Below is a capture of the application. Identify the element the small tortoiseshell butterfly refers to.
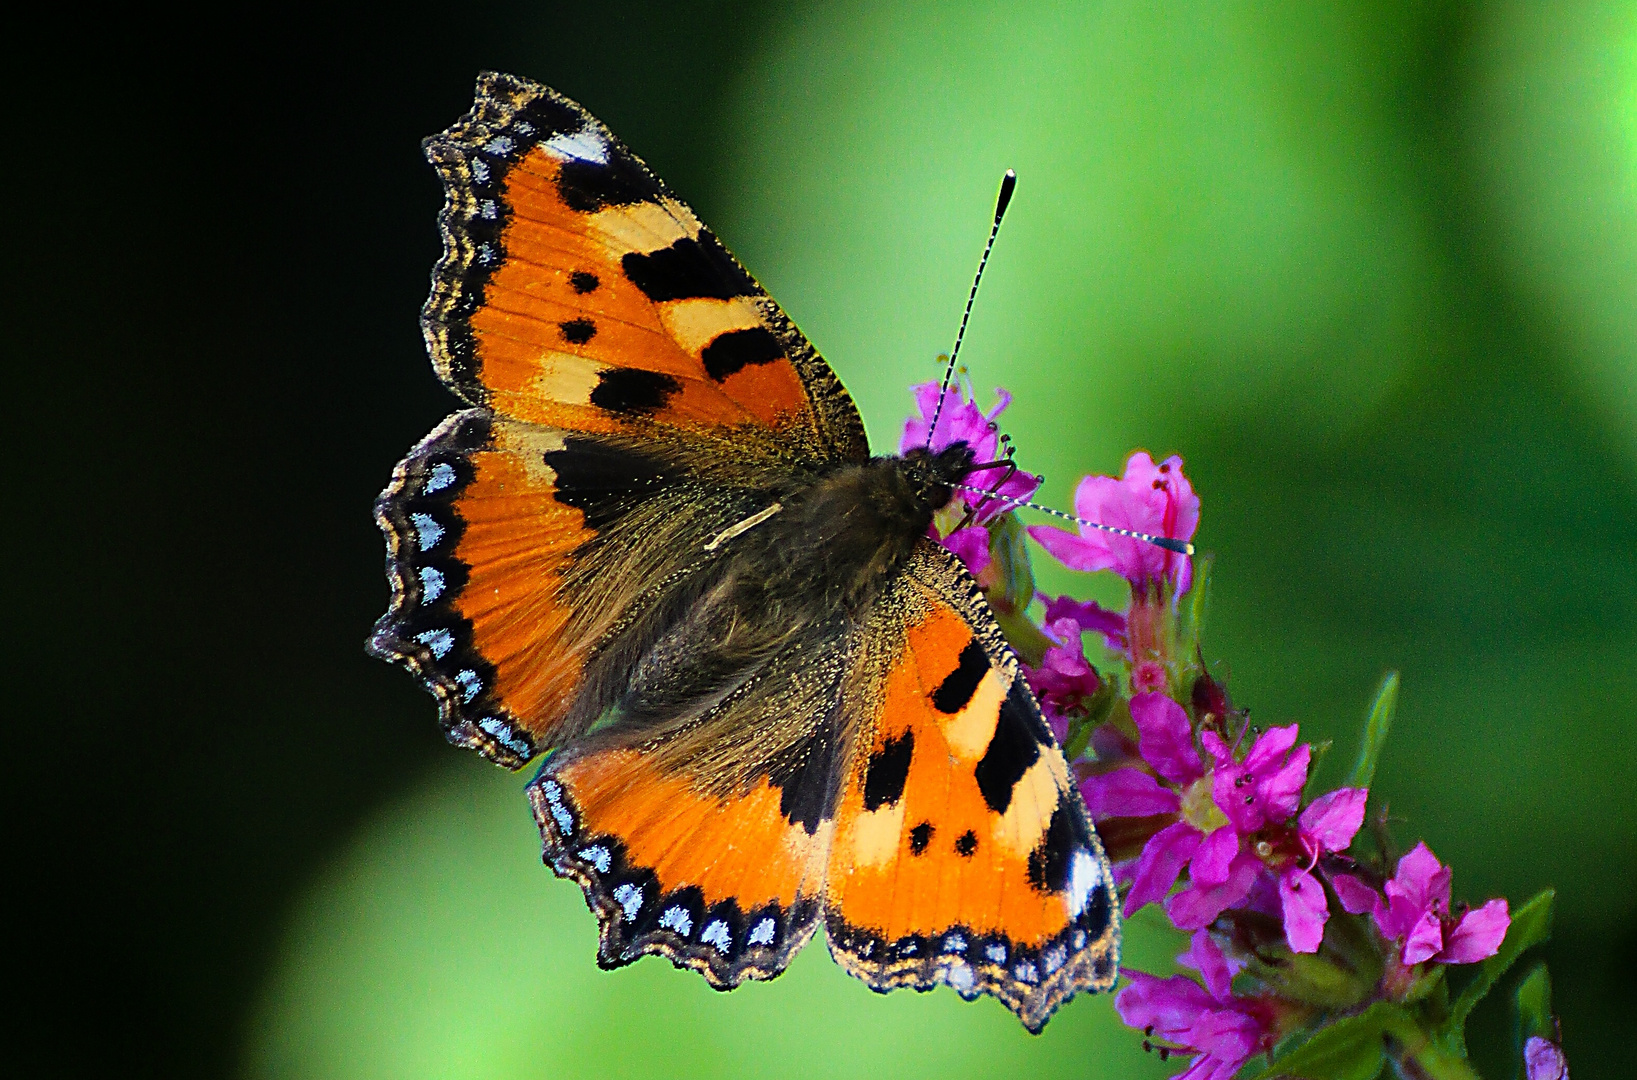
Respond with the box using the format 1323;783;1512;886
370;72;1117;1031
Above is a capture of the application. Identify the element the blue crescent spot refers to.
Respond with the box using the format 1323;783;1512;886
658;906;693;937
423;462;457;494
415;628;454;659
612;883;643;922
410;513;444;551
418;566;445;603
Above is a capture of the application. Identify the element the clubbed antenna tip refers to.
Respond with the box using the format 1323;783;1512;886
926;169;1019;448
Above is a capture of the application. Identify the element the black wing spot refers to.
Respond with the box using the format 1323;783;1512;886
768;710;839;836
931;638;989;714
955;830;978;857
622;234;756;303
973;682;1044;813
862;730;914;812
559;317;597;345
543;437;674;531
514;95;583;142
700;327;783;381
570;270;600;293
1085;882;1113;941
556;154;653;213
909;822;934;855
1026;801;1075;893
589;368;681;416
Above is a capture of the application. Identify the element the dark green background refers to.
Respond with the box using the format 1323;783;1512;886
13;2;1634;1077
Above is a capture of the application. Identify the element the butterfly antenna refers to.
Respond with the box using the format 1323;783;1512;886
952;483;1196;555
926;169;1018;448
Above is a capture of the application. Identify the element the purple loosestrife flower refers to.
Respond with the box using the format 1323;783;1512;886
938;525;992;578
901;381;1039;522
1272;787;1368;952
889;387;1551;1079
1082;692;1366;953
1116;931;1276;1080
1026;615;1103;742
1027;450;1199;592
1041;594;1127;651
1336;842;1510;966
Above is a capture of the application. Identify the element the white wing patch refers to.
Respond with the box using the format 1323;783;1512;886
543;127;609;164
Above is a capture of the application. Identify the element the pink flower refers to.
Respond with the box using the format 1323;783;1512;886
1116;932;1273;1080
1080;696;1364;953
1524;1036;1569;1080
1132;660;1168;694
1204;724;1310;834
1025;617;1103;738
1161;724;1309;929
1276;788;1368;953
901;381;1039;520
938;525;991;577
1341;843;1511;966
1041;594;1126;650
1085;693;1239;916
1027;451;1199;591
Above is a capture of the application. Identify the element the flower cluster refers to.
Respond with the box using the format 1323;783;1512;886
902;382;1560;1080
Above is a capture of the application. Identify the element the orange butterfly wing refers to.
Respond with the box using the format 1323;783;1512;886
376;74;1120;1029
823;546;1118;1032
422;72;864;458
526;543;1116;1029
370;74;866;764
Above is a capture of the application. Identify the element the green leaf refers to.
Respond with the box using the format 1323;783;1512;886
1348;672;1398;790
1445;889;1555;1050
1513;962;1555;1045
1247;1001;1415;1080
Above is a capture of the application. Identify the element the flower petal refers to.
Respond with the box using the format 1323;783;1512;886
1114;970;1215;1039
1330;872;1382;917
1212;763;1263;833
1191;826;1241;886
1299;787;1368;853
1279;867;1331;954
1042;594;1127;647
1186;1008;1263;1067
1080;768;1180;820
1165;851;1262;929
1242;724;1300;775
1437;899;1511;964
1199;731;1234;767
939;526;991;576
1027;523;1117;573
1257;742;1311;825
1126;821;1203;914
1390;842;1453;914
1401;908;1445;965
1178;929;1239;1001
1130;692;1204;785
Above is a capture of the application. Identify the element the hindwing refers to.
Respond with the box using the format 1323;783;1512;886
823;544;1119;1032
369;410;784;764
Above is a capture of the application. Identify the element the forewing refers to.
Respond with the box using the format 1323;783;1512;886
422;71;867;463
822;543;1119;1032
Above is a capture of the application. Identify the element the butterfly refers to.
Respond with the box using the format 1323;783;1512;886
368;71;1117;1032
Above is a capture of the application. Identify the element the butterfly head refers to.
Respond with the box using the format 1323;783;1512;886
897;441;981;517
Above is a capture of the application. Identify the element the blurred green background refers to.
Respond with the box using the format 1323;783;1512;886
14;2;1634;1078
